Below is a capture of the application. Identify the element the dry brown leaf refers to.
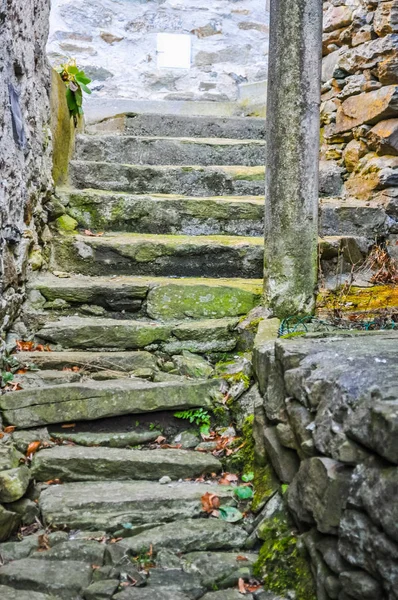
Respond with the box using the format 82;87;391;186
201;492;220;513
3;426;16;434
219;472;239;485
84;229;104;237
238;578;247;594
236;555;249;562
16;369;27;375
45;478;62;485
38;534;50;552
61;423;76;429
26;441;41;456
154;435;166;444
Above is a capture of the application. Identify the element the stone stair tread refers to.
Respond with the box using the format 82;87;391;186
74;134;265;167
0;558;92;599
86;112;267;139
0;586;56;600
31;445;222;482
0;377;219;428
115;518;248;554
69;161;265;196
14;350;157;372
39;480;235;531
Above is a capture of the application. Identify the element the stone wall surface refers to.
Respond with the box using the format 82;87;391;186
253;325;398;600
47;0;269;107
0;0;53;338
321;0;398;234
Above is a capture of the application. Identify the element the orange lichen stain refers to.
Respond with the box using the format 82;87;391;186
316;285;398;315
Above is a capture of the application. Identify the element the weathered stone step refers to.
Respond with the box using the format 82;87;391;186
32;274;263;318
70;162;266;196
61;189;392;239
61;189;264;237
0;586;55;600
52;232;264;278
35;316;239;352
119;518;248;554
14;350;157;372
39;480;235;531
75;135;266;166
31;446;222;482
0;377;218;428
87;113;267;140
0;559;92;599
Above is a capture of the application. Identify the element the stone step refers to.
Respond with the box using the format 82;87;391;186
52;232;264;278
14;350;158;373
61;189;392;238
70;162;265;196
39;480;235;531
31;274;263;318
75;135;266;166
61;189;264;237
35;316;239;352
119;518;248;554
0;377;219;428
86;113;267;140
0;586;55;600
31;446;222;482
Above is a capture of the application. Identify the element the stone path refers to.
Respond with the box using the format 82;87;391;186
0;113;391;599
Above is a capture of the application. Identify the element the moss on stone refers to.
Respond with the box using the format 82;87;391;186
56;215;78;232
251;463;279;513
253;515;316;600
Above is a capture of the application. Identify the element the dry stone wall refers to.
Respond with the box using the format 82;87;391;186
321;0;398;251
47;0;269;106
253;326;398;600
0;0;53;338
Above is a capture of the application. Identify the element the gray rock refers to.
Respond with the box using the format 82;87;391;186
316;536;349;575
172;352;214;379
262;427;300;483
11;429;51;454
0;586;56;600
201;591;254;600
31;446;221;482
30;540;105;565
3;497;39;525
319;161;344;197
182;551;258;589
120;518;248;554
83;579;120;600
146;568;205;599
288;457;352;534
156;548;181;569
0;465;31;503
114;588;191;600
50;429;162;448
40;480;235;531
339;570;383;600
0;558;92;599
173;431;201;450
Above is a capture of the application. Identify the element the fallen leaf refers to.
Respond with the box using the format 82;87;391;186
0;433;4;440
4;426;16;434
160;443;182;449
72;366;80;372
26;441;41;456
45;479;62;485
16;369;27;375
15;340;35;352
84;229;104;237
238;578;247;594
154;435;166;444
201;492;220;513
219;506;244;523
38;534;50;552
61;423;76;428
219;472;239;485
237;555;249;562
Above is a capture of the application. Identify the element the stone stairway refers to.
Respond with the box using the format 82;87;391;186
0;112;392;600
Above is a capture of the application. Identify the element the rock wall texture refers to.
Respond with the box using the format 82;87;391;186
253;325;398;600
47;0;269;105
321;0;398;250
0;0;53;338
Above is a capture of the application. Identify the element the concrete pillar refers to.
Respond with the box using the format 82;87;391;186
264;0;323;317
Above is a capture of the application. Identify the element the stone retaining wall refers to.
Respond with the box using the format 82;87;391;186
47;0;269;107
321;0;398;253
253;324;398;600
0;0;53;339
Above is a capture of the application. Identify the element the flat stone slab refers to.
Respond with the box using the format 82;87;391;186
31;446;222;482
182;551;258;589
0;378;218;428
114;589;191;600
50;429;161;448
39;480;234;531
36;317;173;349
0;558;92;599
53;232;264;278
0;586;56;600
70;161;266;197
14;350;157;372
75;134;266;167
201;591;254;600
121;518;248;554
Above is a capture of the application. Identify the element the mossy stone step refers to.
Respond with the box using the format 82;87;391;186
14;350;157;373
60;189;264;237
31;446;222;482
87;113;267;140
75;135;266;166
32;274;263;319
0;377;219;428
70;162;266;197
39;480;235;531
52;232;264;278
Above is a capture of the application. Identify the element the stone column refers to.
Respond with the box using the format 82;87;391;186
264;0;323;317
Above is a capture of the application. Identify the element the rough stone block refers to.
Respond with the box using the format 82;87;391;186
262;427;300;483
336;85;398;133
368;118;398;155
374;0;398;36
